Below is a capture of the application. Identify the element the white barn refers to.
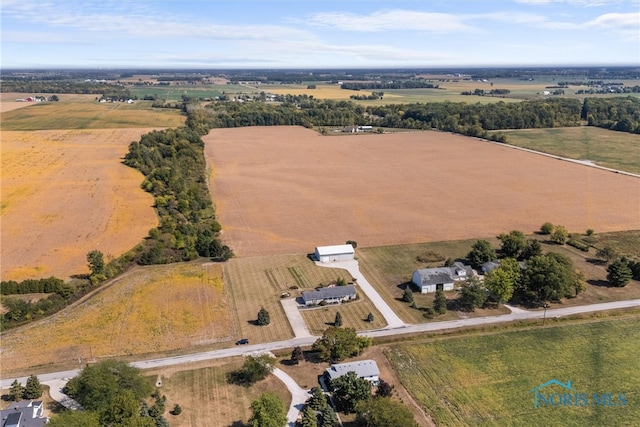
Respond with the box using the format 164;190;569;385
315;244;355;263
412;262;474;293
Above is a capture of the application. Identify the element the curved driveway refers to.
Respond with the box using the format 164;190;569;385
315;260;405;328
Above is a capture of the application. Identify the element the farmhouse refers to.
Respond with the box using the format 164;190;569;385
314;244;355;263
412;262;474;293
302;285;356;306
0;400;48;427
325;359;380;385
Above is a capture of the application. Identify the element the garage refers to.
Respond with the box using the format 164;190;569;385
314;244;355;263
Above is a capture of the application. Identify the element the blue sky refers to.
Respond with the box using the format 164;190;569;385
1;0;639;69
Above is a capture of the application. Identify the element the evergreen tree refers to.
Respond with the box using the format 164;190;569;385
402;287;414;303
8;379;24;401
365;312;374;322
24;374;43;399
433;290;447;314
257;307;270;326
301;405;319;427
291;346;304;365
320;406;339;427
607;259;633;287
334;311;343;327
307;387;328;410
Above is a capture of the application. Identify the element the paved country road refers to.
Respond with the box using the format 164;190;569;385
2;298;638;389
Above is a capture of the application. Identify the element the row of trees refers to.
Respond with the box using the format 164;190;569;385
341;81;438;90
8;375;42;401
123;109;232;265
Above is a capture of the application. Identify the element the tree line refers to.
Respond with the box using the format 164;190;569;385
1;79;131;97
123;110;232;265
341;81;438;90
581;96;640;134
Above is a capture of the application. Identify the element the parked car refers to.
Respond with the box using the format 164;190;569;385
236;338;249;345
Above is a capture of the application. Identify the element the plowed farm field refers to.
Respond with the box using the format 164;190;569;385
204;126;640;257
1;128;158;280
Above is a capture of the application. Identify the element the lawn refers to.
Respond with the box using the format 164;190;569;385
300;294;387;335
502;127;640;174
356;240;509;324
385;316;640;426
222;254;355;344
147;357;291;427
1;99;185;130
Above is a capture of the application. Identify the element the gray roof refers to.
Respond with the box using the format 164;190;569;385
0;401;47;427
303;285;356;302
325;359;379;381
414;263;473;287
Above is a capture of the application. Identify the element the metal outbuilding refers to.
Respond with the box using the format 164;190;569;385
314;244;355;263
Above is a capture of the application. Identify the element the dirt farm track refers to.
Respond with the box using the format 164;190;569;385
204;126;640;257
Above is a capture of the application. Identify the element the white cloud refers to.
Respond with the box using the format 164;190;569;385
584;11;640;29
307;10;474;33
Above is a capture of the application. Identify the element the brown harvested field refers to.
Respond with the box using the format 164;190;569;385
204;126;640;257
1;128;158;280
0;262;231;375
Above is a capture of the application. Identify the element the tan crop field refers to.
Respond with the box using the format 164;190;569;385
0;262;231;375
204;126;640;258
1;128;158;280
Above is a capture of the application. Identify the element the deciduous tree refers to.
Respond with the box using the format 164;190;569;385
330;371;371;413
312;327;371;362
355;397;416;427
540;222;554;235
248;393;287;427
227;354;275;386
375;379;394;398
458;277;487;311
550;225;569;245
596;246;619;263
86;250;105;276
484;258;521;303
467;240;496;269
498;230;527;258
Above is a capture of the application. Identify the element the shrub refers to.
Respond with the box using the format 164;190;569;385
567;239;589;252
170;404;182;416
417;251;446;263
540;222;554;235
586;229;594;236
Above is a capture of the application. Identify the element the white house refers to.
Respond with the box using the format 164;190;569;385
0;400;48;427
302;285;356;306
412;262;474;293
315;244;355;263
325;360;380;385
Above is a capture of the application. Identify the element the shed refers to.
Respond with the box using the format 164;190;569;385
315;244;355;263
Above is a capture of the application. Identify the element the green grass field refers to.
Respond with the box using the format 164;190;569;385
223;253;370;343
502;127;640;174
357;239;504;324
385;316;640;426
149;358;291;427
1;100;185;130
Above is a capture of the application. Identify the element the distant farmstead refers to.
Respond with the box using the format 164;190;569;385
315;244;355;263
412;262;474;293
302;285;356;306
